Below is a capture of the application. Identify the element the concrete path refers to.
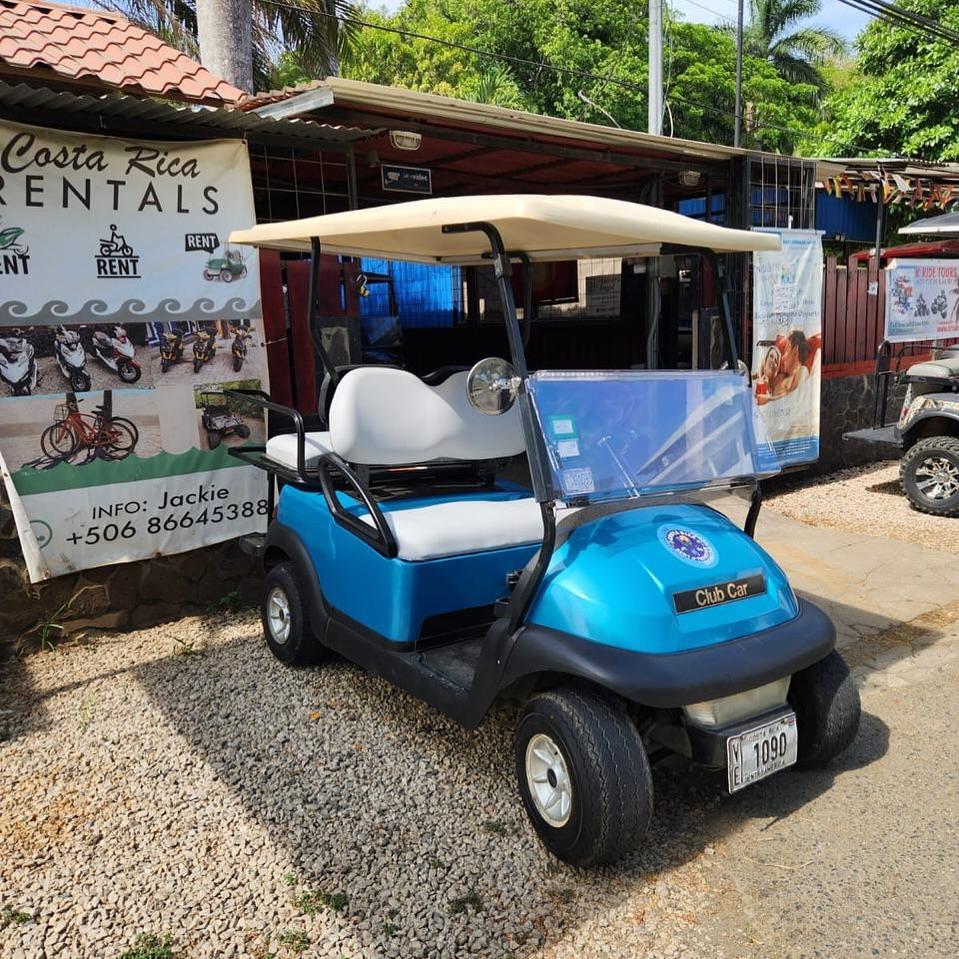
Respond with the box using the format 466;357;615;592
723;493;959;634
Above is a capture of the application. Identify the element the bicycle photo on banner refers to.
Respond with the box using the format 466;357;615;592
0;118;269;581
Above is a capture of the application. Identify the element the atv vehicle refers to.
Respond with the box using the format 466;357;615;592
198;392;252;450
227;195;861;867
846;341;959;516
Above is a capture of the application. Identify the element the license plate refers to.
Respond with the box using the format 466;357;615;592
726;713;798;793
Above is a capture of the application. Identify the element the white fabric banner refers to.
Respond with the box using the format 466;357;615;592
884;258;959;343
0;118;260;325
0;120;268;582
751;229;823;467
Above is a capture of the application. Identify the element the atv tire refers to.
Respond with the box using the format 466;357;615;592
900;436;959;517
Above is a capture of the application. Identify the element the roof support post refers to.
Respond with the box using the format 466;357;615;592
307;237;340;421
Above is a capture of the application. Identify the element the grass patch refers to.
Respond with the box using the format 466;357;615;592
0;908;32;930
482;818;508;836
428;856;445;869
278;930;310;954
206;590;241;614
118;933;175;959
294;890;348;915
449;888;483;915
382;922;399;938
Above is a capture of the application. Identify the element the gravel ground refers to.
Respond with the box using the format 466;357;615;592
2;608;958;959
765;460;959;552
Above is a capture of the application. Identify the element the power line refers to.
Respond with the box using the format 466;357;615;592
255;0;878;154
836;0;959;45
680;0;738;26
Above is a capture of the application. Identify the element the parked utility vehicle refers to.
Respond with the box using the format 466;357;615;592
846;342;959;516
229;196;861;866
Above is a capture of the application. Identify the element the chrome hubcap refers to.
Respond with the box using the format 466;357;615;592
525;733;573;828
915;456;959;501
266;586;291;644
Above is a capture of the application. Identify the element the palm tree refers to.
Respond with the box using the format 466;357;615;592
89;0;356;92
743;0;845;91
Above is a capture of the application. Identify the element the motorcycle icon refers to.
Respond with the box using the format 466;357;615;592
98;224;134;258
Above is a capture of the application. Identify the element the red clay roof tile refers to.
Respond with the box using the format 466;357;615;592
0;0;244;105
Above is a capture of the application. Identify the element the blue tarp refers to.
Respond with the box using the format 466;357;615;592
359;258;461;328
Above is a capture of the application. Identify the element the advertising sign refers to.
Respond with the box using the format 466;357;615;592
751;229;823;466
380;163;432;195
884;258;959;343
0;119;268;582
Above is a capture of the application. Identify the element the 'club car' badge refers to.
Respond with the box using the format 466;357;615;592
658;526;717;568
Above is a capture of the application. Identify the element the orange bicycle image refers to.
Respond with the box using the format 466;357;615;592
40;392;139;464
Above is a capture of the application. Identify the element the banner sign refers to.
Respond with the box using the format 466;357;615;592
0;119;268;582
0;118;260;325
884;258;959;343
751;229;823;467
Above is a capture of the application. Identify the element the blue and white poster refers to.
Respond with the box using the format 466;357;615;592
884;258;959;343
751;229;823;467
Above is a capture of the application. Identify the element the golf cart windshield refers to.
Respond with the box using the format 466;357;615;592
527;369;779;505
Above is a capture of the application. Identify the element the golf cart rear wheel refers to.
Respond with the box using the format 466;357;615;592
900;436;959;517
516;686;653;867
261;562;328;666
207;430;222;450
788;650;861;768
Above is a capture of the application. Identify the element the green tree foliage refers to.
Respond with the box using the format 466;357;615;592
340;0;819;152
98;0;356;91
740;0;845;91
805;1;959;160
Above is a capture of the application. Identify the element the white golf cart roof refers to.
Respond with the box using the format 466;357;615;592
899;210;959;237
230;194;781;264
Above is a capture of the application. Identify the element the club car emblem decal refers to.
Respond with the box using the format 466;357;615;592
658;526;717;568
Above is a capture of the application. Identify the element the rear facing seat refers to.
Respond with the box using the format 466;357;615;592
907;355;959;379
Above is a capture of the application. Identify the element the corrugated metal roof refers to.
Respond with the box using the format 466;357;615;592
244;77;782;166
0;0;243;106
0;81;375;144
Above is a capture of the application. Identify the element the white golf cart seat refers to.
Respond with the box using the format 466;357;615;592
299;366;536;561
908;355;959;379
363;496;545;561
265;430;332;470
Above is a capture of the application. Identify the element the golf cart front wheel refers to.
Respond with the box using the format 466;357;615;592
261;562;328;666
900;436;959;517
516;686;653;867
788;650;861;767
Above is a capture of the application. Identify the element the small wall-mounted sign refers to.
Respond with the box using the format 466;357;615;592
381;163;432;195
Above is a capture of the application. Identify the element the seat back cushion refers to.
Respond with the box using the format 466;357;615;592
329;367;525;465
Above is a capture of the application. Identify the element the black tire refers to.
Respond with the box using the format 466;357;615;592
515;686;653;867
235;423;251;439
99;417;138;460
261;562;328;666
788;650;861;768
118;361;141;384
900;436;959;517
71;371;91;393
193;358;203;374
41;421;77;460
207;430;222;450
161;357;171;373
233;354;243;372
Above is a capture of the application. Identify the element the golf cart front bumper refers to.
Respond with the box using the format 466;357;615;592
503;599;835;709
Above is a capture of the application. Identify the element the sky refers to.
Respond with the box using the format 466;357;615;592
375;1;874;44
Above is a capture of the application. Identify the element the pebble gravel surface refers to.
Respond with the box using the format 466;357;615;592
765;460;959;552
2;606;957;958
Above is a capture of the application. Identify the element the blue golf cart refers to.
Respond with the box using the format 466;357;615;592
228;196;860;867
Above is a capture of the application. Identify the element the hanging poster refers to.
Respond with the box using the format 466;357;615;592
884;258;959;343
751;229;823;467
0;119;268;582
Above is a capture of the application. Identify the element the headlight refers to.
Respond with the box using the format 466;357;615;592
683;677;791;728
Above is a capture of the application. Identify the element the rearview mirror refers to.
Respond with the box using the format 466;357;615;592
466;357;520;415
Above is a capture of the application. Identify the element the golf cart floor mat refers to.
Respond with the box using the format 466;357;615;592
418;638;485;691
